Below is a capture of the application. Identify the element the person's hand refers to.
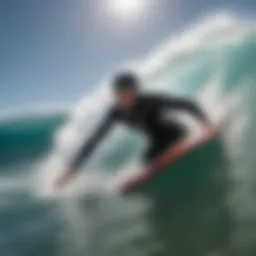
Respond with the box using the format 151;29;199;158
188;124;219;149
200;124;219;144
55;170;76;189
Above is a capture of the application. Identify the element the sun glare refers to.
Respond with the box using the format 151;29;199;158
108;0;148;19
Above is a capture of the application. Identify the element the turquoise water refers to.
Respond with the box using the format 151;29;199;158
1;16;256;256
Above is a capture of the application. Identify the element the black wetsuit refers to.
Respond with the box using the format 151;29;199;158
70;94;209;170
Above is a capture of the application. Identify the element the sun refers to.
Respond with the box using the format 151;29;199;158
108;0;148;19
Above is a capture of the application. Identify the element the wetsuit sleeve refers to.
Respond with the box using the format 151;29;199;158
69;109;117;171
159;95;210;124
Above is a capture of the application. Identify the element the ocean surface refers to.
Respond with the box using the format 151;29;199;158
1;14;256;256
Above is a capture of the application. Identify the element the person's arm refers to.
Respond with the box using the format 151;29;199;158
123;95;218;192
149;97;217;163
138;96;216;180
70;111;115;170
153;95;217;168
55;109;116;188
160;95;210;125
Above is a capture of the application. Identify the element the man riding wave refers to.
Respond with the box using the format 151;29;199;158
55;72;216;188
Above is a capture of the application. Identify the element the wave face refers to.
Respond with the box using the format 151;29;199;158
1;14;256;256
0;113;66;171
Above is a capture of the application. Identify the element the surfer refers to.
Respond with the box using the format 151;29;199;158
55;72;216;188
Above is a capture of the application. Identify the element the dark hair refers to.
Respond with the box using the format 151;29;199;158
112;72;140;92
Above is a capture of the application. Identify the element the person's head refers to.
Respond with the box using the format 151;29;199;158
112;71;140;110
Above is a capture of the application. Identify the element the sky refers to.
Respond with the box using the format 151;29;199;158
0;0;256;112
